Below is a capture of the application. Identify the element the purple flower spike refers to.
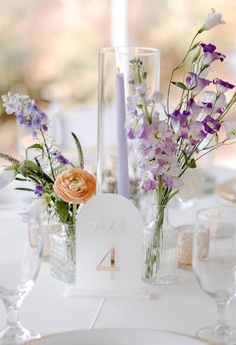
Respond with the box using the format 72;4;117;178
202;115;221;134
1;92;50;137
213;78;235;93
34;185;43;197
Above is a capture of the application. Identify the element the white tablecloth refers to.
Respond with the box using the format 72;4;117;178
0;168;236;338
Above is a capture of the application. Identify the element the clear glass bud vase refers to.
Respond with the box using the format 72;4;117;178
50;223;76;284
142;204;178;285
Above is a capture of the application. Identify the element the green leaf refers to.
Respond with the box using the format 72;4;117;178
18;160;53;183
55;200;69;223
15;177;28;181
188;158;197;168
26;144;44;158
171;81;188;90
5;164;18;172
15;187;34;192
18;160;41;176
166;189;179;203
35;157;42;169
71;132;84;169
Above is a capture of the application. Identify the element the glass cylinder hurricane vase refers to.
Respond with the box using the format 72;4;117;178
97;47;160;200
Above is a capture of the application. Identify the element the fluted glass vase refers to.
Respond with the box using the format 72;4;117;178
50;223;76;284
142;204;178;285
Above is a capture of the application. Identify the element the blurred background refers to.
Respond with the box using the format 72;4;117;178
0;0;236;170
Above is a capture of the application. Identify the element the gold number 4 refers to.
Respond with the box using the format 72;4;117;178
96;247;120;280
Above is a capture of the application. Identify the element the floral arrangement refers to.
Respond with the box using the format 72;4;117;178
125;9;236;279
0;92;96;235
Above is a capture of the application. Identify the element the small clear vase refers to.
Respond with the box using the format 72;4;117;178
28;213;62;262
142;204;178;285
50;223;76;284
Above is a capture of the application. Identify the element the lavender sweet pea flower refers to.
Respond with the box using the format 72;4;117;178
202;115;221;134
200;44;226;65
186;73;211;96
200;91;227;115
171;109;190;126
181;121;206;145
200;43;216;53
200;8;225;32
213;78;235;93
201;102;213;115
161;157;182;189
187;99;202;120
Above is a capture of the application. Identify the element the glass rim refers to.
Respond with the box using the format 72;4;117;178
99;46;160;56
196;206;236;221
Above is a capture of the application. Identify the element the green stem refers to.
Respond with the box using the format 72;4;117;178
72;203;77;225
40;129;55;180
167;32;200;114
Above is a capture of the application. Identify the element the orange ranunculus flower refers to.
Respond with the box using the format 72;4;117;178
54;168;96;204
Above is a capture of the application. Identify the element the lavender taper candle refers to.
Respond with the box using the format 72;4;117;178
116;72;130;198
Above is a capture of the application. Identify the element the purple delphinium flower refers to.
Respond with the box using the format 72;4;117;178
52;150;69;166
185;73;211;96
213;78;235;93
34;185;43;197
1;92;49;137
202;115;221;134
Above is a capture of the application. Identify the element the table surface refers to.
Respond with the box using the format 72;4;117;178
0;168;236;339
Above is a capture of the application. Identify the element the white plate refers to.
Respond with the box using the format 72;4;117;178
23;328;214;345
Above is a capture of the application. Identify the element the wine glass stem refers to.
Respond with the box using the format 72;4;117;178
3;300;21;329
215;298;230;331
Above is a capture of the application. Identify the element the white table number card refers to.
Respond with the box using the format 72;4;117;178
75;193;144;297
